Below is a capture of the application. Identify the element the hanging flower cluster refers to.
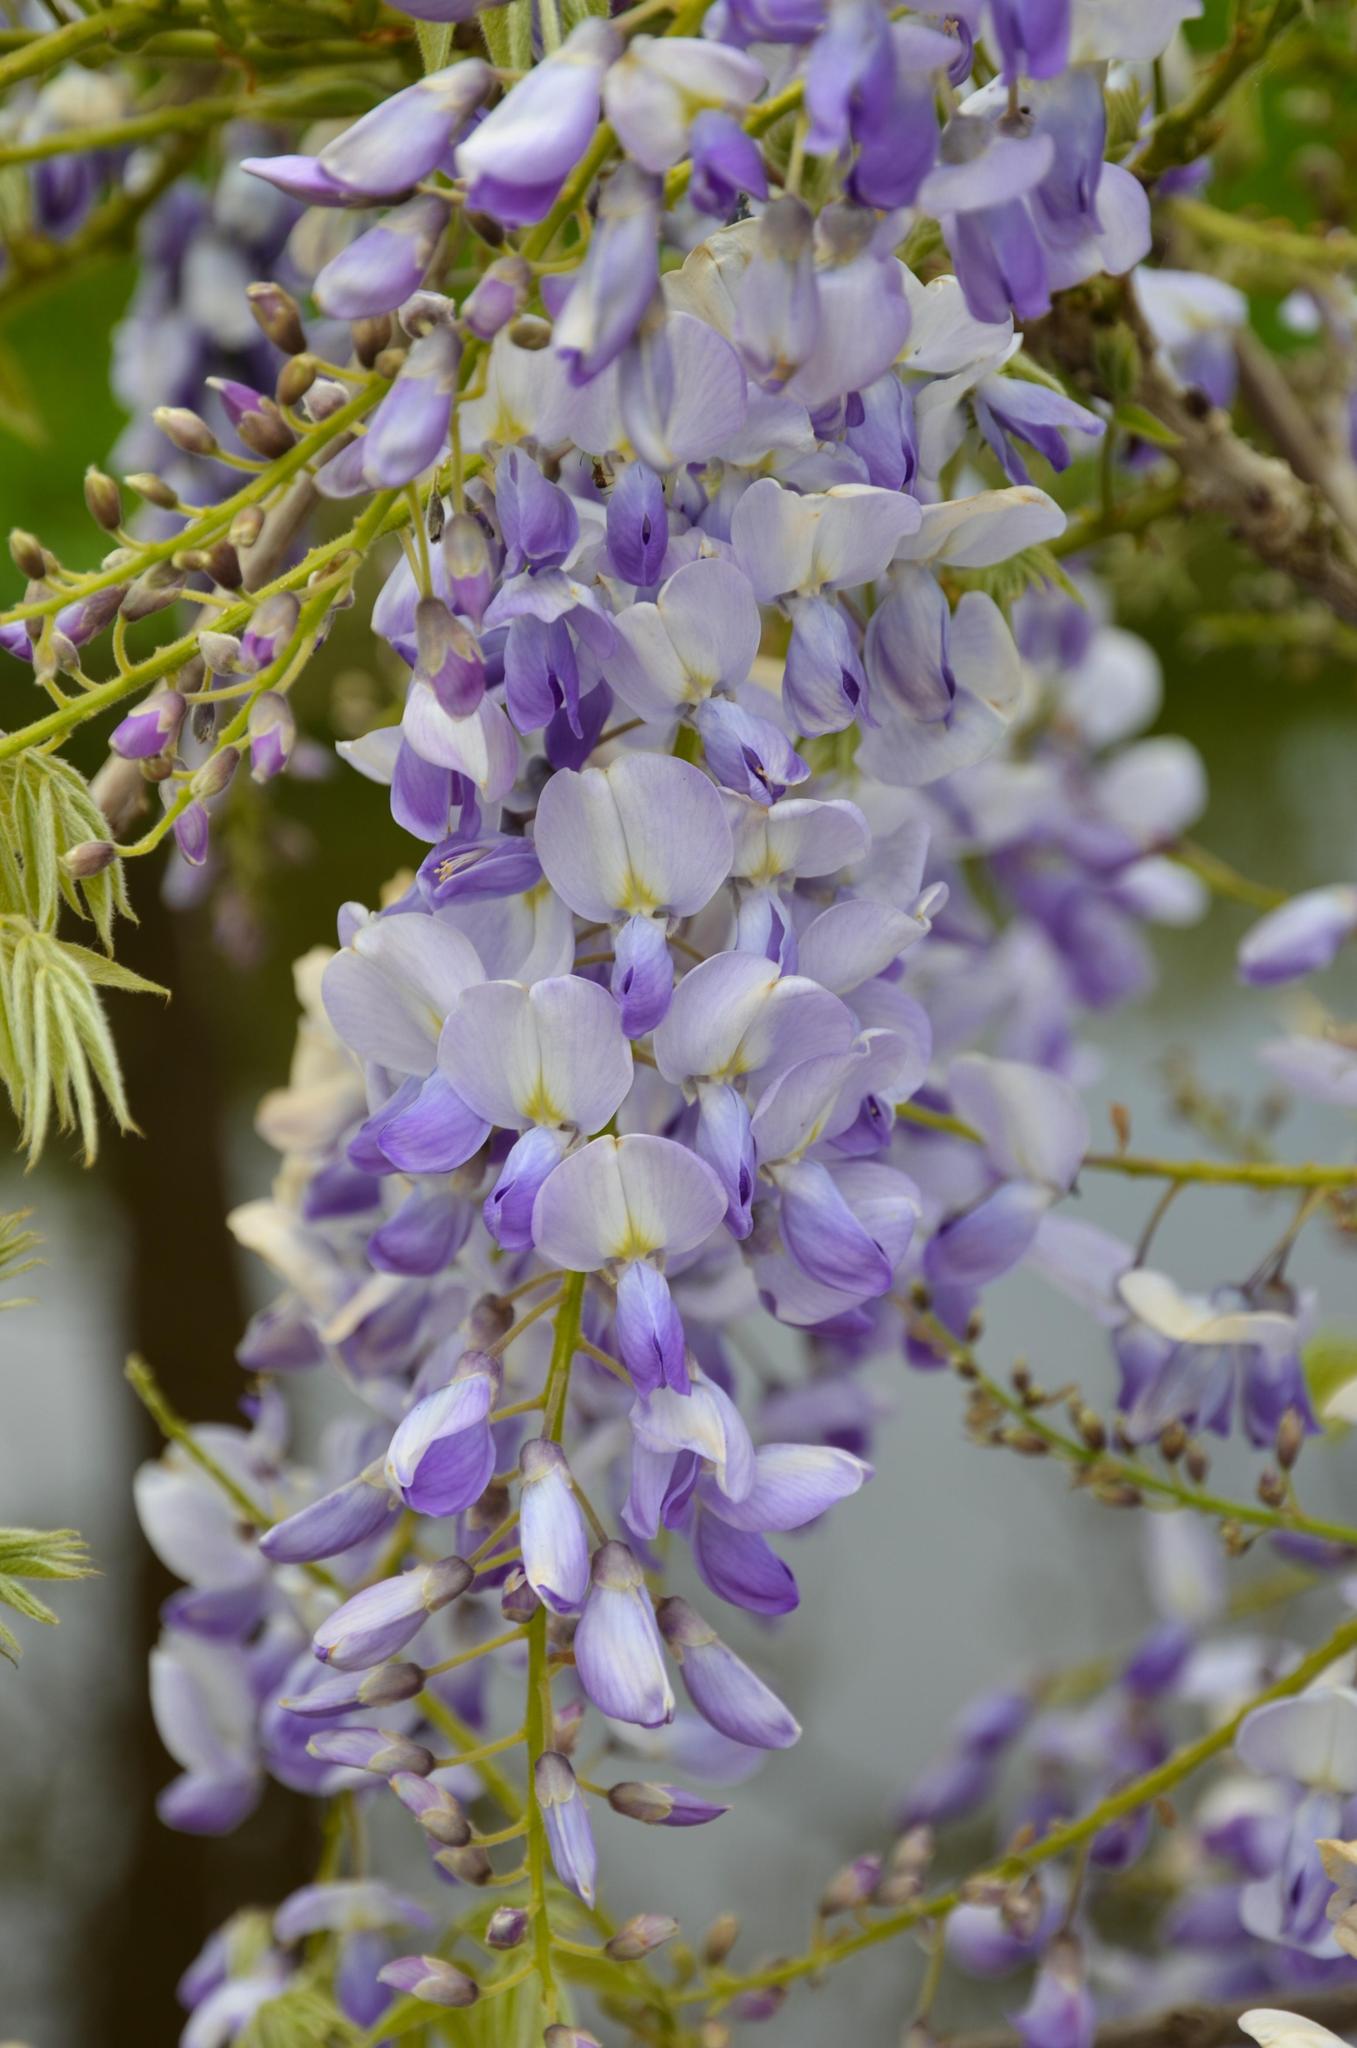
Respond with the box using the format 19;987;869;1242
7;0;1357;2041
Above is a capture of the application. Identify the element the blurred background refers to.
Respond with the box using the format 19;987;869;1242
4;16;1357;2040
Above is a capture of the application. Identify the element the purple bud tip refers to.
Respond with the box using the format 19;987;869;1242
485;1906;529;1949
605;1913;680;1961
390;1771;471;1846
376;1955;479;2008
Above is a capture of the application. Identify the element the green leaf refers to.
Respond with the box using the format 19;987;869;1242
57;943;167;998
0;921;151;1164
0;1524;94;1665
0;1527;92;1580
1114;401;1183;449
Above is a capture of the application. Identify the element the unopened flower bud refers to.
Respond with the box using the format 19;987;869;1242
507;315;551;351
434;1843;492;1885
699;2025;732;2048
391;1771;471;1846
373;345;408;380
306;1726;436;1776
62;839;117;879
467;1293;515;1347
191;701;216;747
246;280;307;355
176;542;242;589
121;568;186;622
124;471;179;511
275;354;319;408
352;313;392;366
376;1955;478;2009
1159;1420;1188;1461
357;1660;424;1706
544;2027;603;2048
820;1854;882;1917
153;406;218;457
485;1906;529;1950
501;1568;540;1624
191;746;240;799
606;1913;679;1961
701;1916;741;1971
83;468;123;533
1276;1407;1306;1470
230;505;266;551
443;512;493;626
111;690;185;761
1185;1442;1210;1484
464;255;530;341
9;529;47;579
248;691;296;783
607;1780;729;1827
236;401;296;459
304;377;349;423
1258;1466;1287;1508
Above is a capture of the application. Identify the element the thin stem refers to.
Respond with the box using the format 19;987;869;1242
894;1101;1357;1190
687;1603;1357;2008
124;1355;341;1590
419;1694;523;1817
487;1287;564;1357
934;1319;1357;1552
424;1626;528;1676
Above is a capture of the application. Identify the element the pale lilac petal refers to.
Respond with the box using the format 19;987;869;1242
520;1440;591;1613
693;1512;797;1616
712;1443;871;1532
947;1052;1089;1192
534;753;733;920
658;1596;800;1748
615;1258;690;1395
575;1542;675;1727
439;975;631;1132
1236;1691;1357;1794
532;1132;727;1268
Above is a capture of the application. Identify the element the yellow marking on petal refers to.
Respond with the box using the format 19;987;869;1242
614;1224;660;1260
519;1078;563;1125
616;869;659;915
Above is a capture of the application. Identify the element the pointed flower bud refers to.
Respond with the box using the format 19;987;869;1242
111;690;185;761
376;1955;479;2008
390;1771;471;1846
574;1541;675;1728
84;468;123;533
607;1780;730;1827
606;1913;680;1961
153;407;218;457
485;1905;529;1949
306;1727;436;1776
312;1555;472;1669
534;1751;598;1906
61;839;117;880
656;1596;800;1749
246;281;307;354
248;693;297;783
280;1662;424;1717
